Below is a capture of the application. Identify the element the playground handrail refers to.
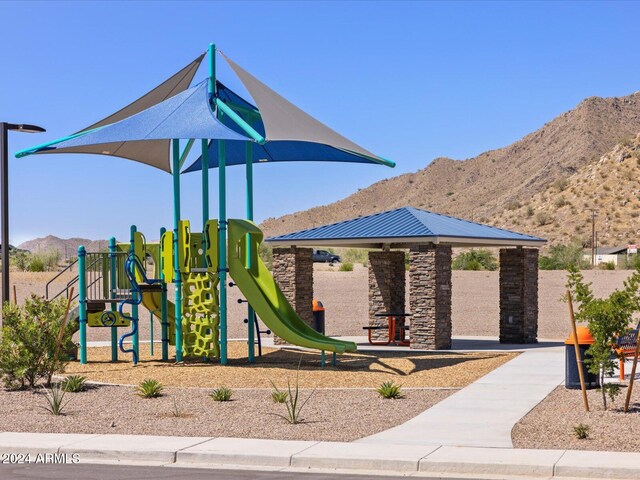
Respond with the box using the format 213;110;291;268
45;258;78;300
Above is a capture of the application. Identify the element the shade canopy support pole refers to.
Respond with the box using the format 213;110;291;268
218;139;228;365
246;141;255;363
172;139;183;362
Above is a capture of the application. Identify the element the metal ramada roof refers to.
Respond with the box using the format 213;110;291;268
266;207;546;248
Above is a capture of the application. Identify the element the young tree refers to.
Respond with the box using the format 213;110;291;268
566;266;640;409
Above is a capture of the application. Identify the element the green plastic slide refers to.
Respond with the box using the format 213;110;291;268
140;291;176;346
228;219;357;354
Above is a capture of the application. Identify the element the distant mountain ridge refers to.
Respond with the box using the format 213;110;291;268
18;235;108;259
260;91;640;246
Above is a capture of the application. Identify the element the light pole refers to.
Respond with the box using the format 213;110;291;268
1;122;46;306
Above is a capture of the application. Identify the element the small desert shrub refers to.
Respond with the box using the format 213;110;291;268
136;379;163;398
526;206;534;218
271;388;289;404
506;200;521;211
452;250;498;271
41;383;70;416
171;398;189;418
210;387;233;402
598;261;616;271
573;423;590;440
376;381;404;399
61;375;87;393
553;178;569;192
0;296;74;390
536;211;554;226
339;262;354;272
270;358;315;424
554;196;568;208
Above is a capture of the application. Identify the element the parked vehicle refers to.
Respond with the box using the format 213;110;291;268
312;249;341;263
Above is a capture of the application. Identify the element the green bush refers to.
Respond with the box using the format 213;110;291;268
210;387;233;402
271;389;288;404
539;244;589;270
28;256;45;272
573;423;590;439
452;250;498;271
340;248;369;266
259;243;273;270
0;296;73;390
599;261;616;271
376;381;404;399
136;379;164;398
339;262;354;272
61;375;87;393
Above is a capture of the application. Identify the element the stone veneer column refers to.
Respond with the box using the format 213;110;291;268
368;251;406;342
499;247;539;344
272;247;314;345
409;244;452;350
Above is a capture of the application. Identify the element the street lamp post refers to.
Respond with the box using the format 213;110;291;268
1;122;46;306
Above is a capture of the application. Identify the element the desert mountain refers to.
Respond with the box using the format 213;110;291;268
261;92;640;247
19;235;108;259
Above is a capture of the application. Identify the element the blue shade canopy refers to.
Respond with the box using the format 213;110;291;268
183;138;391;172
266;207;546;248
17;81;248;173
183;80;394;173
16;55;206;173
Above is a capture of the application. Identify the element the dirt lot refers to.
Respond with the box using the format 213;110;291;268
1;267;633;342
513;384;640;452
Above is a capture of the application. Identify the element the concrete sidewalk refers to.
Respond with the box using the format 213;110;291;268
359;344;565;448
2;432;640;479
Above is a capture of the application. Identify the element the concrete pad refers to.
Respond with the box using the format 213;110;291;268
419;446;564;477
176;437;317;467
291;441;439;472
555;450;640;479
58;434;211;463
0;432;98;455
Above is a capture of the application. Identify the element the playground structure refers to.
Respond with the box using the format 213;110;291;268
19;42;389;366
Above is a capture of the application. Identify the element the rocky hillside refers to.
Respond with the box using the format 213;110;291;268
261;92;640;246
19;235;108;259
500;133;640;246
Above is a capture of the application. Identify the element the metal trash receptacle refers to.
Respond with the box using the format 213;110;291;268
565;326;600;390
312;299;325;334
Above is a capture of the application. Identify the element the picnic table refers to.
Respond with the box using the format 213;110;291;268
363;312;411;346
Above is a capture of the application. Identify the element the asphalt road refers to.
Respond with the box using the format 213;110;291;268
0;463;489;479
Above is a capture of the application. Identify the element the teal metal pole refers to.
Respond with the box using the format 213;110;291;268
130;225;139;361
218;139;228;365
78;245;87;364
149;313;154;356
215;99;266;144
160;227;168;361
209;42;216;96
246;141;255;363
109;237;118;362
202;139;209;237
172;139;183;362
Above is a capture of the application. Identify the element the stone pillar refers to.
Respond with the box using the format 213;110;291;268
499;247;539;344
409;244;452;350
368;251;406;342
272;247;314;344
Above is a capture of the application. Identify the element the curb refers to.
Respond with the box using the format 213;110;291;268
1;432;640;479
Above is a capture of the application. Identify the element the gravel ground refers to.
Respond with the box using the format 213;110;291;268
2;268;634;342
64;342;516;388
512;384;640;452
0;384;452;441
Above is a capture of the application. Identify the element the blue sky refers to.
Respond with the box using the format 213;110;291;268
1;1;639;245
